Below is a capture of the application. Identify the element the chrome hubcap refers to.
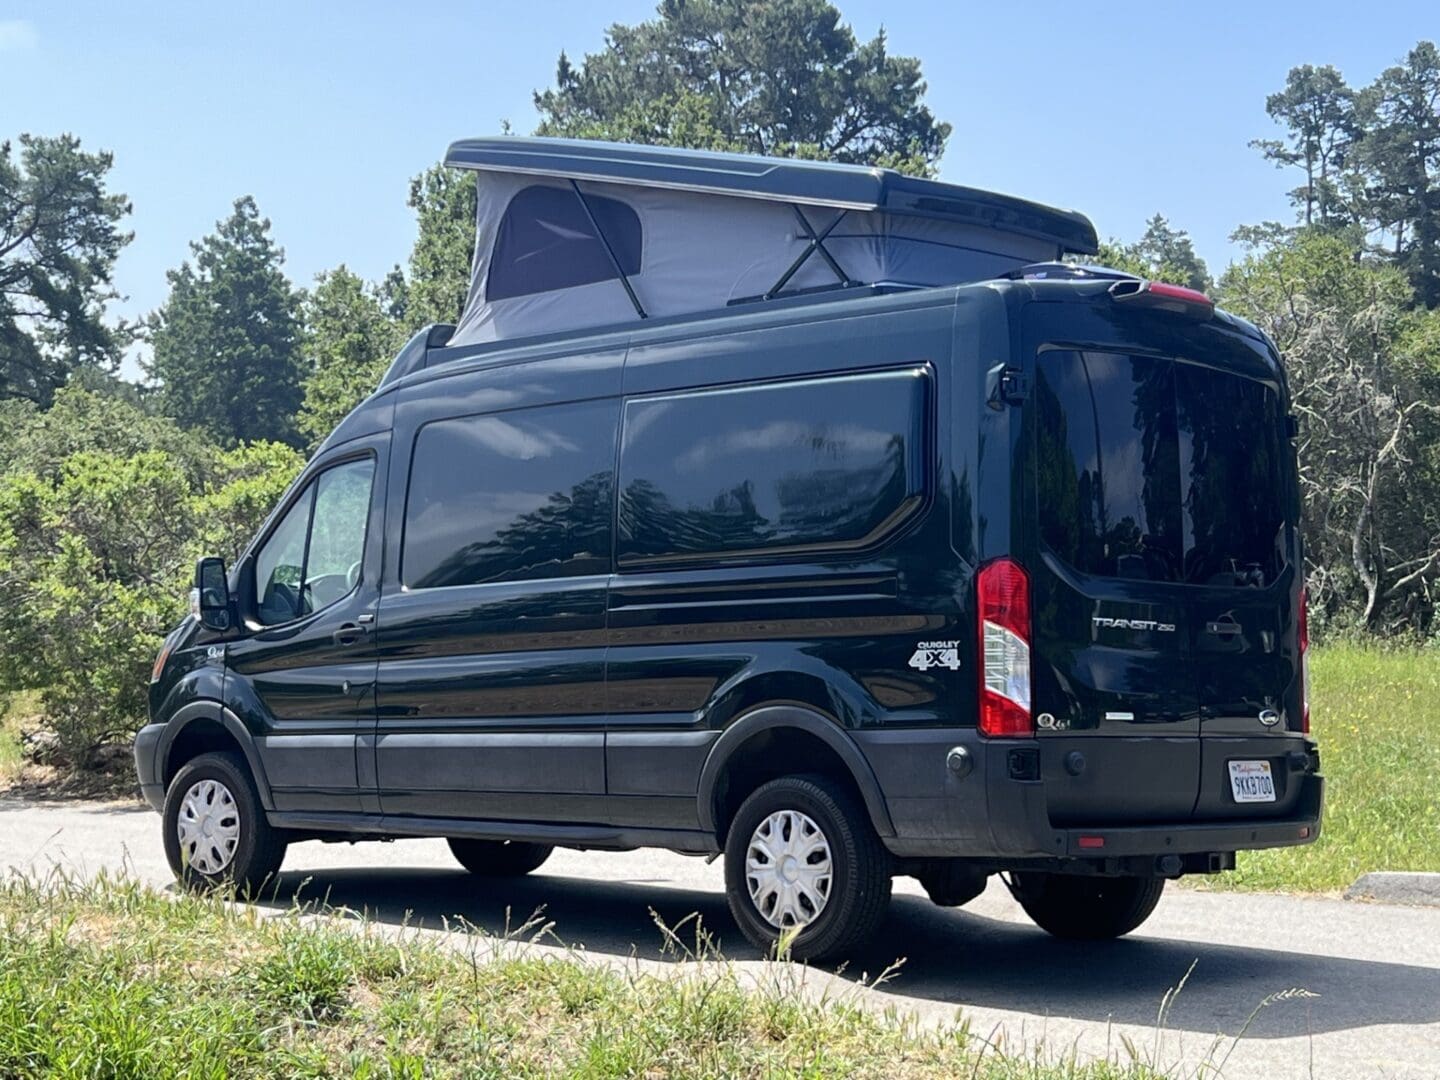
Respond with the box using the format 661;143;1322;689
176;779;240;875
746;809;832;929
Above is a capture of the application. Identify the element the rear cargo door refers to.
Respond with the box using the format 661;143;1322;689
1174;362;1306;819
1027;346;1201;825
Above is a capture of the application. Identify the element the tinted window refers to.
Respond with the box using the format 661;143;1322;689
402;400;617;588
1176;365;1286;585
255;487;313;624
1035;350;1284;586
304;460;375;610
618;368;929;566
487;185;642;301
253;457;376;625
1035;352;1182;582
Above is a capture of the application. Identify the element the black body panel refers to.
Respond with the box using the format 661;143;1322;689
371;348;624;819
142;278;1322;874
602;298;969;835
1020;296;1306;828
223;433;389;814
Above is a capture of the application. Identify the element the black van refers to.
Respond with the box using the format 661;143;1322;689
136;139;1322;960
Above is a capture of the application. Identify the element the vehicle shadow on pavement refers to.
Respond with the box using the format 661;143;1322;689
255;865;1440;1039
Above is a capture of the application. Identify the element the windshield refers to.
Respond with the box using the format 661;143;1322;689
1034;349;1287;587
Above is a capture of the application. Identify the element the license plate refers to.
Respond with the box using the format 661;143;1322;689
1228;760;1276;803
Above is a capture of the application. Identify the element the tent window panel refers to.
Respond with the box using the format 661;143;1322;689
487;185;642;301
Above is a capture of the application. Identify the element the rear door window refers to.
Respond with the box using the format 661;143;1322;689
1176;365;1286;586
1035;350;1284;586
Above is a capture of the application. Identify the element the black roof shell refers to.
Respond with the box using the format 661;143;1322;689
444;136;1099;255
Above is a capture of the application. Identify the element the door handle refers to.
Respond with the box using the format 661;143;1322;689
1206;620;1242;637
332;622;372;647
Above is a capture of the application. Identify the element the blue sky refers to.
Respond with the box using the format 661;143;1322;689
0;1;1433;378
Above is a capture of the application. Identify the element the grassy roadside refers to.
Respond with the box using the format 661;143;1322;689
1197;644;1440;892
0;874;1175;1080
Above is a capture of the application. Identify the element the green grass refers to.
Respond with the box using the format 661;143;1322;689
1197;643;1440;892
0;872;1180;1080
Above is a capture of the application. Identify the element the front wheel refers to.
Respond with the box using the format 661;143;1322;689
162;751;287;895
1012;872;1165;940
447;838;553;877
723;775;891;962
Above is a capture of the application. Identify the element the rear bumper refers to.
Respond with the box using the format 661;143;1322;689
1052;776;1322;857
858;728;1324;864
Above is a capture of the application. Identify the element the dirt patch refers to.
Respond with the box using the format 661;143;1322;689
0;743;143;804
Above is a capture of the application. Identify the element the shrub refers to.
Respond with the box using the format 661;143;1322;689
0;387;302;767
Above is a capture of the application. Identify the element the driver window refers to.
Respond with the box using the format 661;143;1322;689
255;488;312;625
253;457;375;627
304;460;374;611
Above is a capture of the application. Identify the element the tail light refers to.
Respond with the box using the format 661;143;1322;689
1299;589;1311;734
977;558;1032;736
1108;279;1214;320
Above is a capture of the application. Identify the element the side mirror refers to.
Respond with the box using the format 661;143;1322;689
192;556;232;632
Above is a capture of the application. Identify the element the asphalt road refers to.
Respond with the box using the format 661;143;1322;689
2;797;1438;1078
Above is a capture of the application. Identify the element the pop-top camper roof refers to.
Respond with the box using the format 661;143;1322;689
443;137;1099;347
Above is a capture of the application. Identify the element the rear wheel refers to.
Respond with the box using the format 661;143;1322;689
447;838;553;877
162;752;287;896
723;775;891;962
1012;872;1165;940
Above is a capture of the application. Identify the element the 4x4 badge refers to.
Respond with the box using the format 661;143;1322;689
908;640;961;672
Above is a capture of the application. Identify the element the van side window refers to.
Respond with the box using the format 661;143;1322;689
617;368;930;566
487;185;642;301
401;400;617;589
253;458;375;625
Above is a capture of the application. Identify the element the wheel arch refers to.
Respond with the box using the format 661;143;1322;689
156;702;274;810
697;703;896;845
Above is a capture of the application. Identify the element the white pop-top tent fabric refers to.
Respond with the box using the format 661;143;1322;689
445;140;1091;348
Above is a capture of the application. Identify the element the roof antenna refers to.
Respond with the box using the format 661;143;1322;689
570;180;647;319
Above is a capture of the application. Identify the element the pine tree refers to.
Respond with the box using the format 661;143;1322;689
146;197;305;446
0;134;132;405
297;265;406;445
533;0;950;177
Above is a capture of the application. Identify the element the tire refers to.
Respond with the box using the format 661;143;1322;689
447;838;553;877
723;774;891;962
1012;872;1165;940
162;751;287;896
